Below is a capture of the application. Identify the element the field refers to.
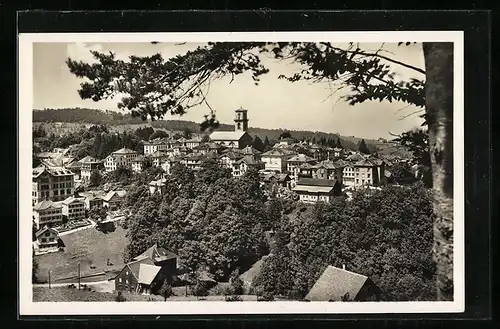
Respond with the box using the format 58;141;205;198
35;226;128;283
33;286;164;302
32;286;263;302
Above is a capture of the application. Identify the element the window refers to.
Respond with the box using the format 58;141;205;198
119;278;122;283
49;238;54;242
45;232;50;237
41;238;47;242
356;179;359;183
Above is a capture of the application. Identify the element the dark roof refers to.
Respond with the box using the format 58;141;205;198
133;244;177;263
297;178;336;187
305;265;369;301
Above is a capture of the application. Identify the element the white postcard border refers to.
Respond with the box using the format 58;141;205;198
18;31;465;316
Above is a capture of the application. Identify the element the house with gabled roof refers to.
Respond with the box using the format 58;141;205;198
186;137;203;149
35;225;61;251
102;190;127;211
32;165;75;205
261;148;297;173
233;156;265;177
149;176;168;195
353;157;385;188
79;156;103;181
114;244;178;295
131;155;147;173
143;138;170;156
104;147;140;172
304;265;381;302
312;160;345;183
287;154;317;186
292;178;342;204
241;145;262;160
61;195;86;221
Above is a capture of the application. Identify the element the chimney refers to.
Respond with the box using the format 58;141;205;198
342;264;346;270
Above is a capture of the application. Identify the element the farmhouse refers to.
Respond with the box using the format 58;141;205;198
115;244;178;295
102;190;127;211
304;265;381;302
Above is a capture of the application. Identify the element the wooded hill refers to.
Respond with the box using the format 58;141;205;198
33;108;384;151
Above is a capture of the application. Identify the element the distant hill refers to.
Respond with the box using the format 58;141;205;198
33;108;384;151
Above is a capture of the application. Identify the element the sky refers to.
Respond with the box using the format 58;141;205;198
33;42;426;140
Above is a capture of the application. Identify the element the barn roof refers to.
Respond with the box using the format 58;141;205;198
138;264;162;285
126;257;156;281
305;265;369;301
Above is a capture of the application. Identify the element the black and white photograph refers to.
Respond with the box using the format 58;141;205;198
19;31;464;315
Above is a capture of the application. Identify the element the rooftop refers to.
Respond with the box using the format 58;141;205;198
209;131;247;141
305;265;370;301
113;147;138;155
33;199;62;211
138;263;162;285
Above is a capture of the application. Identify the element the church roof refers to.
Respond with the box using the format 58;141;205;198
209;131;247;141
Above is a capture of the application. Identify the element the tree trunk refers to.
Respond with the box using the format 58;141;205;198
422;42;454;301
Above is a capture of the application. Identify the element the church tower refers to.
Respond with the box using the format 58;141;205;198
234;107;249;132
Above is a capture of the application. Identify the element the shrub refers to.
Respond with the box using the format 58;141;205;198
257;292;275;301
115;291;126;302
225;295;243;302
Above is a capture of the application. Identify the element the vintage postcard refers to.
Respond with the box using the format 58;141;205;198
19;31;464;315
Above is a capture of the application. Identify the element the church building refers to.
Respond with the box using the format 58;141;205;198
209;108;253;149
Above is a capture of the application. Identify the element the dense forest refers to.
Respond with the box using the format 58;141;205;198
33;108;380;152
123;159;436;301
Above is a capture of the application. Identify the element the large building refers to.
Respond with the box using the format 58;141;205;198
104;148;140;172
32;165;75;205
352;158;386;188
143;138;171;156
33;199;64;229
209;108;253;149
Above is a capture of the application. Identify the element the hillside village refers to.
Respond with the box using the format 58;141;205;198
32;108;430;303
